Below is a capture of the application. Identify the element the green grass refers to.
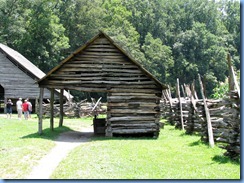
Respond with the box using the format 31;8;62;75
0;114;90;179
0;114;240;179
51;125;240;179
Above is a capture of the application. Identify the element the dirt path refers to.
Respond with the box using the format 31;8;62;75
26;127;94;179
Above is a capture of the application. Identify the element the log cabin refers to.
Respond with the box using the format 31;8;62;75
0;43;72;113
38;31;168;137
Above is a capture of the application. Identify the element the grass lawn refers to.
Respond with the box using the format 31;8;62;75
0;114;91;179
0;114;240;179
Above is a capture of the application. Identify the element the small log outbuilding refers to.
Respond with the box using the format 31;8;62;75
38;31;167;137
0;43;72;112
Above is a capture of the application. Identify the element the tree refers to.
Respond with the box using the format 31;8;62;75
142;33;174;83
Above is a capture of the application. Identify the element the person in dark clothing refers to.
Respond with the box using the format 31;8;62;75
6;99;13;119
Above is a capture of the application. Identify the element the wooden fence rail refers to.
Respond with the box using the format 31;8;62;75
161;87;240;160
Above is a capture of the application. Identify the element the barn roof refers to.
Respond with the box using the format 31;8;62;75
0;43;73;99
38;31;168;90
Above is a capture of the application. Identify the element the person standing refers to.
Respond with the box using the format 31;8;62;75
22;100;29;120
26;98;32;119
16;98;23;120
6;99;13;119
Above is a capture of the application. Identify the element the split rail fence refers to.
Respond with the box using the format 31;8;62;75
161;77;240;160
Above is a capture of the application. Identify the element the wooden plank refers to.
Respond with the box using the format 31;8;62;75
111;123;157;127
59;89;64;127
49;76;150;81
39;85;162;94
110;93;156;96
59;67;142;73
109;109;158;114
38;88;44;135
107;95;160;100
64;63;138;69
47;80;156;85
77;53;126;59
87;44;115;48
177;78;184;130
112;129;158;134
50;88;54;131
108;116;156;122
85;47;121;52
82;51;123;56
198;74;214;148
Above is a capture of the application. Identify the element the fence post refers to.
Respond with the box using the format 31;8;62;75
227;53;240;98
177;78;184;130
198;74;214;147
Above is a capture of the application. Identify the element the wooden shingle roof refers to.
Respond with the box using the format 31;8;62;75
0;43;73;99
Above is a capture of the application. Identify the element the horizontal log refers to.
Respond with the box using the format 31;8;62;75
108;116;157;122
107;95;160;100
87;44;115;48
58;67;143;73
109;109;158;114
39;85;162;94
64;63;138;69
71;57;131;63
110;92;156;96
111;123;157;127
112;128;158;134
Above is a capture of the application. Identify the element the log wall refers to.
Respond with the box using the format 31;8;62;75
39;33;164;137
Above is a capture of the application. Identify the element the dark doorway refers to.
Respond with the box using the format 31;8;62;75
0;85;4;113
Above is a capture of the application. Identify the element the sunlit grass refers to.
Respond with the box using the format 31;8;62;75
0;114;87;179
0;114;240;179
52;124;240;179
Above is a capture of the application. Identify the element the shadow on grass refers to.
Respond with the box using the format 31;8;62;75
212;155;240;165
20;126;72;140
20;126;157;143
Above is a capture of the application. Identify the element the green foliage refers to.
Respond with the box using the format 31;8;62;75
0;0;240;96
211;79;229;99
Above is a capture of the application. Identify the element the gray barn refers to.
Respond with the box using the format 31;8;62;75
0;43;72;112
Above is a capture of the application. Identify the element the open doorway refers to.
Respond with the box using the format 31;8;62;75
67;90;108;135
0;85;4;113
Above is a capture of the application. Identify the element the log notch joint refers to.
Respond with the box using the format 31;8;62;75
38;31;168;137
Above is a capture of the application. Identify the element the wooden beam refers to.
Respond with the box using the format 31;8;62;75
38;88;44;135
227;53;235;91
59;89;64;127
198;74;214;148
177;78;184;130
50;88;54;131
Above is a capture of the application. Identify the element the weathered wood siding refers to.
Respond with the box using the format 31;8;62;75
0;52;51;99
107;92;161;136
39;33;164;137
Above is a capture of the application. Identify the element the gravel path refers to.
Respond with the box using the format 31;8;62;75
26;127;94;179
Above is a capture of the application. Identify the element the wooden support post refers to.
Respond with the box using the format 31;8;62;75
177;78;184;130
35;98;38;114
198;74;214;148
4;97;7;114
50;88;54;131
227;53;235;91
227;53;240;97
38;88;44;135
181;84;186;98
191;80;198;100
59;89;64;127
231;66;240;98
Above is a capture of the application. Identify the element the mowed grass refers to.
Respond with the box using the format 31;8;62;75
0;114;91;179
0;114;240;179
51;122;240;179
